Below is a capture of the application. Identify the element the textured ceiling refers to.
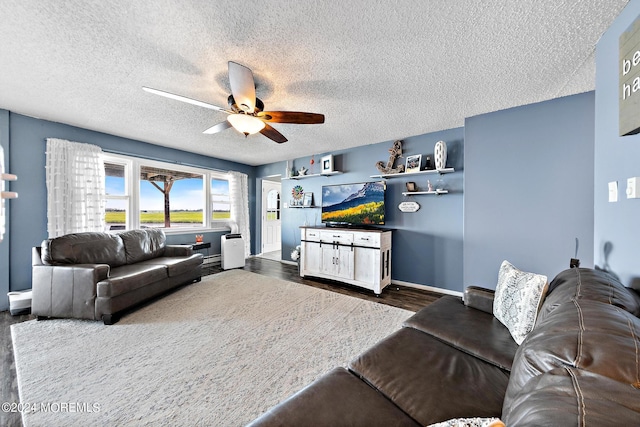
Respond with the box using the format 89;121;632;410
0;1;629;166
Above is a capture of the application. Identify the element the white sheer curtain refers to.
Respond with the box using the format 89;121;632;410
228;171;251;257
45;138;105;238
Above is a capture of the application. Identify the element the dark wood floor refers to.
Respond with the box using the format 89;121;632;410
0;257;443;427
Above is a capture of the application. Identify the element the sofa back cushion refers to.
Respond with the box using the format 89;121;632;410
504;367;640;426
41;232;126;267
504;298;640;406
118;228;166;264
539;268;640;321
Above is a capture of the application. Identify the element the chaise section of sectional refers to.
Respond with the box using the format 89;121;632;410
245;367;421;427
348;326;511;426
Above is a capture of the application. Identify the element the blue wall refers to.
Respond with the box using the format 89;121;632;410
0;110;10;308
258;127;465;292
594;0;640;286
3;112;256;309
463;92;595;288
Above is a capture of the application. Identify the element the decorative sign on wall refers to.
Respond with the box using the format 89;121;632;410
619;14;640;136
398;201;420;213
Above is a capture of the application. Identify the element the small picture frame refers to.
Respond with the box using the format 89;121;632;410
303;192;313;207
405;154;422;173
405;182;417;192
321;154;334;174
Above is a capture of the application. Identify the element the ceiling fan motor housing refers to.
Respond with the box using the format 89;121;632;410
228;95;264;114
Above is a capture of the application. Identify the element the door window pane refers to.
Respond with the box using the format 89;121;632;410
266;189;280;221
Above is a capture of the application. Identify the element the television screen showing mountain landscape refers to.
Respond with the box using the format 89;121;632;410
321;181;385;225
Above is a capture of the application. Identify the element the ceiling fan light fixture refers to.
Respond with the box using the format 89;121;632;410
227;114;265;136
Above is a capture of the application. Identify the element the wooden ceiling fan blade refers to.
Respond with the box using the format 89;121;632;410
258;111;325;124
228;61;256;113
142;87;230;113
203;121;232;134
260;124;288;143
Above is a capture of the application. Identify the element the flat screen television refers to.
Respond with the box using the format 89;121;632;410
321;181;386;226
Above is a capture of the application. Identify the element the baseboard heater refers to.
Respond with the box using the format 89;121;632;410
203;254;220;265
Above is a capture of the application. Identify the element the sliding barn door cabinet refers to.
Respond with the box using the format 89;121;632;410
300;226;392;295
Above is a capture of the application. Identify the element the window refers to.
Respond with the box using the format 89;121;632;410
105;161;130;231
102;154;230;233
139;165;203;229
211;178;230;220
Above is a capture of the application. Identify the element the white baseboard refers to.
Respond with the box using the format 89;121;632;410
280;260;298;266
203;254;220;265
391;279;463;297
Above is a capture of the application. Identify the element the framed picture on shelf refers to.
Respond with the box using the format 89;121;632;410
321;154;334;173
405;182;417;192
405;154;421;173
303;192;313;207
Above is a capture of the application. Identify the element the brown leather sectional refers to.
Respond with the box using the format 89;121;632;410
32;229;202;324
248;268;640;426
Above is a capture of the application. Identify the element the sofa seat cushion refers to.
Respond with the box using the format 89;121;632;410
404;296;518;371
506;298;640;404
348;327;510;426
246;367;421;427
540;267;640;320
137;254;202;277
504;367;640;426
41;232;126;267
97;264;167;297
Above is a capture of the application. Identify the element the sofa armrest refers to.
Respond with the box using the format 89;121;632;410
164;245;194;257
32;263;110;320
464;286;495;314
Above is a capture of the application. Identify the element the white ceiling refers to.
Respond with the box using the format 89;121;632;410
0;1;629;166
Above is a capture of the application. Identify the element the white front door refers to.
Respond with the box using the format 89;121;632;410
261;179;281;254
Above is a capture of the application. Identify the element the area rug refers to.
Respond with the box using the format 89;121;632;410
11;270;413;426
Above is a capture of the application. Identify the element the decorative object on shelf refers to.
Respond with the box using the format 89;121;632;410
398;201;420;212
291;185;304;205
298;166;308;176
195;234;203;243
321;154;334;173
424;155;433;170
427;180;433;191
405;154;422;173
303;192;313;206
310;155;315;174
406;182;417;192
434;140;447;170
375;140;405;174
435;178;445;191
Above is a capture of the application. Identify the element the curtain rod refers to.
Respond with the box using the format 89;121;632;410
101;148;229;174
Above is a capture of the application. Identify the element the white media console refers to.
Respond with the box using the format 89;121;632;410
299;226;392;295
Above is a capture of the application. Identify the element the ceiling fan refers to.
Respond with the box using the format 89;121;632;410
143;61;324;143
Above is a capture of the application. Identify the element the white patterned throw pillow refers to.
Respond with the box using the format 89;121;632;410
427;417;505;427
493;260;548;345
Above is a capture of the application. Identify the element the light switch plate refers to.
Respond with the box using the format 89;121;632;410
627;177;640;198
609;181;618;202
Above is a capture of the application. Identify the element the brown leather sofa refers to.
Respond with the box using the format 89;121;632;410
248;268;640;426
32;229;202;325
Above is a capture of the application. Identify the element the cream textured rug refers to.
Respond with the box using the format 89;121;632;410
11;270;413;426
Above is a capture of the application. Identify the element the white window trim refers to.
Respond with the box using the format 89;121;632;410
103;153;231;234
